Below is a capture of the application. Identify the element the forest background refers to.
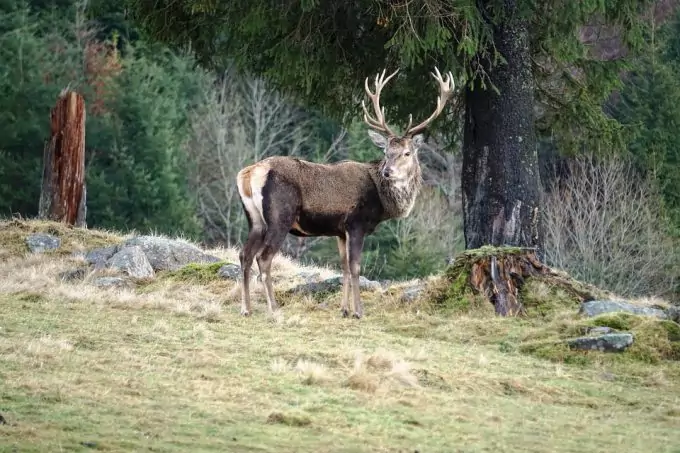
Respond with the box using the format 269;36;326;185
0;0;678;301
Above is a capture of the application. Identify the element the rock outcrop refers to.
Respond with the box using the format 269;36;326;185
580;300;670;320
25;233;61;253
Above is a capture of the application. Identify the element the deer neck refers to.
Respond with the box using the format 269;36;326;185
373;163;422;219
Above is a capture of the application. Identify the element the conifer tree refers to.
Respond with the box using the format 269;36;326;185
130;0;654;255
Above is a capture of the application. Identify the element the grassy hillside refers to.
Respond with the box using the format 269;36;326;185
1;219;679;453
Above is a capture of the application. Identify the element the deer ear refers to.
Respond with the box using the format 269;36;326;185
367;130;388;150
412;134;426;149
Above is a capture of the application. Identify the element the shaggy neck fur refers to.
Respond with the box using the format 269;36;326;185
371;160;423;219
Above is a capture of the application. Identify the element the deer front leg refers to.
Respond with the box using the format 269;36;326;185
337;235;351;318
347;230;365;319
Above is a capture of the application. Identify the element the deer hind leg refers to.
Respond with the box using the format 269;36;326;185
239;223;265;316
347;229;365;319
237;165;268;317
257;174;299;315
337;235;351;318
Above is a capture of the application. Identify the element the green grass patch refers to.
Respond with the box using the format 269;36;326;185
520;279;582;318
515;312;680;365
163;261;231;284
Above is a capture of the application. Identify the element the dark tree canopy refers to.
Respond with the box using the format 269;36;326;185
130;0;654;151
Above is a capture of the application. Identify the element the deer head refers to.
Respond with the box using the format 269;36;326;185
362;67;455;180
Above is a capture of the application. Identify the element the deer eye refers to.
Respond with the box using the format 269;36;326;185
404;151;411;157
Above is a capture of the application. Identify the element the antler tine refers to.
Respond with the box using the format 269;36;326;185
362;68;399;137
404;66;455;137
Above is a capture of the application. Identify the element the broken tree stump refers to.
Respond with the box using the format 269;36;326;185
38;89;87;227
432;246;603;317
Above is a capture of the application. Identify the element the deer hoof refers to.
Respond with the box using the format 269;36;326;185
352;312;362;320
341;308;350;318
240;309;251;317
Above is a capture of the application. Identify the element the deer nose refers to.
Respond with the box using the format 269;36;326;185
382;168;391;178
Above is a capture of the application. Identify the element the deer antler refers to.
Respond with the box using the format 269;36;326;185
404;67;455;137
362;68;399;137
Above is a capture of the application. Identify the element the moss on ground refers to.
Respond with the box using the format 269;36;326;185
515;313;680;365
428;249;680;366
163;261;231;284
520;279;582;318
428;250;492;315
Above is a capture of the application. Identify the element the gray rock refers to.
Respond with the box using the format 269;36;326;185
295;271;323;284
401;284;426;303
217;263;241;280
92;276;129;288
121;236;221;271
25;233;61;253
358;276;383;291
288;275;382;296
84;246;119;269
586;326;614;335
567;333;634;353
71;250;86;260
59;268;86;282
665;305;680;323
106;246;154;279
580;300;668;320
599;372;617;381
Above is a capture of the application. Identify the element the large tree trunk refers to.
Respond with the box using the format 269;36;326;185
39;90;87;227
462;0;542;257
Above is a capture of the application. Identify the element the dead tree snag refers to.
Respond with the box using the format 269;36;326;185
39;89;87;227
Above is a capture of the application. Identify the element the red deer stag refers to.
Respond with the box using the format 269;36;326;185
236;67;454;318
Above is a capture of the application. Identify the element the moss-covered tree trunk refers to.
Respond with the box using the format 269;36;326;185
462;0;542;256
39;90;87;227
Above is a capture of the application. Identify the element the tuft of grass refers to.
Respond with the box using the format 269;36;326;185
295;359;331;385
266;410;312;427
270;357;290;374
345;354;380;393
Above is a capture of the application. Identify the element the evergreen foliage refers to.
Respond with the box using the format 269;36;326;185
0;0;205;238
0;1;84;216
84;45;207;237
612;11;680;228
129;0;654;152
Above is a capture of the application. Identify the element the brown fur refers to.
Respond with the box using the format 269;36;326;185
236;66;453;319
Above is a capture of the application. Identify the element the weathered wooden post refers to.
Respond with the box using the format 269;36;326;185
38;89;87;227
